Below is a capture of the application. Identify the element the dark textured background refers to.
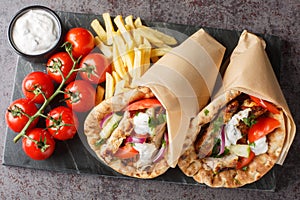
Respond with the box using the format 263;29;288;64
0;1;299;199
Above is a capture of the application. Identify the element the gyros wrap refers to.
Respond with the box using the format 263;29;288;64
178;30;296;187
84;29;226;178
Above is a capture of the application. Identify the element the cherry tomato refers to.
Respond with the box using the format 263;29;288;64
22;128;55;160
64;80;96;112
250;96;280;114
236;151;255;169
5;98;39;132
22;71;54;104
46;52;77;84
114;144;139;159
248;117;281;143
125;98;162;111
79;53;111;84
65;27;95;58
46;106;79;140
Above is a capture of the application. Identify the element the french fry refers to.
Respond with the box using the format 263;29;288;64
91;19;107;43
105;72;115;99
132;47;142;79
112;32;135;75
139;25;177;46
114;79;130;95
112;71;121;84
138;44;147;74
112;42;126;78
135;27;165;47
132;29;143;47
150;47;172;57
151;56;160;63
103;13;115;45
112;32;126;59
134;17;143;27
95;85;105;105
141;38;151;73
125;24;132;31
125;15;135;29
114;15;135;49
94;36;113;58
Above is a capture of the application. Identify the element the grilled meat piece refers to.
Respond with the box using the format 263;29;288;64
101;111;133;162
224;100;239;123
250;106;267;118
204;154;239;173
195;125;218;158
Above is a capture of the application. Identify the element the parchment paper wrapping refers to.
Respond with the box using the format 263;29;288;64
216;30;296;164
135;29;226;167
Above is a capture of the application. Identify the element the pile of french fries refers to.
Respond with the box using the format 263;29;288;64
90;13;177;104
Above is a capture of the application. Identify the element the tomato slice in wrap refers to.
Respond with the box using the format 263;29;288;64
125;98;162;111
248;117;281;143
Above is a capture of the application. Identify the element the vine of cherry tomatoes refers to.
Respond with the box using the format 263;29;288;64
5;27;111;160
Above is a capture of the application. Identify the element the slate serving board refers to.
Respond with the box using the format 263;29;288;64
3;11;281;191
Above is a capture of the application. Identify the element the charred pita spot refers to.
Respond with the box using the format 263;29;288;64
180;154;187;160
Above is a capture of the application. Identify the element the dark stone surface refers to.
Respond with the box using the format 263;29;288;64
0;1;299;199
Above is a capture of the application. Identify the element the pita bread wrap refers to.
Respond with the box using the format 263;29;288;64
178;30;296;187
136;28;226;168
84;28;226;178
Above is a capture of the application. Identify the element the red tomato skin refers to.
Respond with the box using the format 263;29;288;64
64;80;96;112
5;98;39;132
46;106;79;140
65;27;95;59
250;96;280;114
46;52;77;84
79;53;111;84
22;128;55;160
126;98;162;111
22;71;54;104
236;151;255;169
248;117;281;143
114;144;139;159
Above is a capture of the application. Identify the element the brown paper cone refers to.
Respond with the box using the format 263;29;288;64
135;28;226;167
218;30;296;164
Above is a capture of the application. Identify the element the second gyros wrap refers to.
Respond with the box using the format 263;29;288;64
178;30;296;187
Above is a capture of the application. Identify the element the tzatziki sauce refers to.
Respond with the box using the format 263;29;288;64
224;108;251;147
12;9;60;55
133;112;151;134
249;136;268;155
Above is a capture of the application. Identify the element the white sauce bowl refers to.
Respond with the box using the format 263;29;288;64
8;5;64;63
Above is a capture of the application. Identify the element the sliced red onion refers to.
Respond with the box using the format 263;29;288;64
152;133;168;163
125;136;147;144
164;132;168;145
152;145;166;163
218;125;226;155
100;113;113;128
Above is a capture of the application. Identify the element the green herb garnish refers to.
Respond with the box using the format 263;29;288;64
95;138;106;146
161;138;166;147
130;142;135;147
243;115;257;127
211;138;221;156
115;111;124;116
249;142;256;147
212;116;224;133
204;109;209;116
242;166;248;171
148;114;166;129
